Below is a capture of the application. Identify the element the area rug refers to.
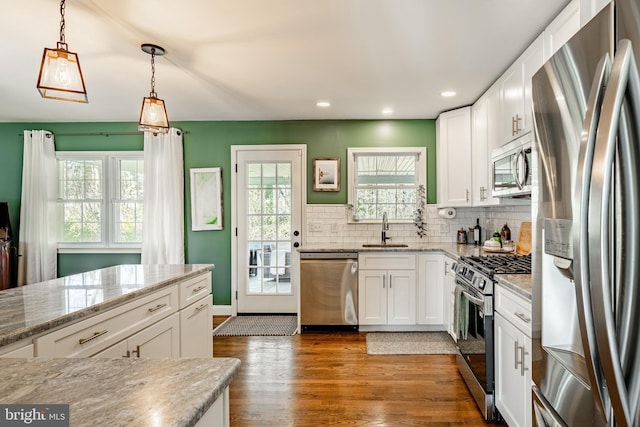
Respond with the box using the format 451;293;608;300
213;315;298;337
366;332;457;355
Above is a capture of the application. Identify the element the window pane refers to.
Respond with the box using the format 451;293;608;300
247;164;261;188
277;163;291;187
352;150;423;221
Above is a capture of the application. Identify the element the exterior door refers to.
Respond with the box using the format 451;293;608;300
233;146;304;313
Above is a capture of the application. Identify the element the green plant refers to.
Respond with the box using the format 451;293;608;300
413;185;427;238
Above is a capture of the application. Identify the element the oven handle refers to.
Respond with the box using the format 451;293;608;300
458;287;484;307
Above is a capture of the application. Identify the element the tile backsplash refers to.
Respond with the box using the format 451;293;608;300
305;204;531;245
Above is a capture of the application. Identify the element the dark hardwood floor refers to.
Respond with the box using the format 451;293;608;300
212;328;493;426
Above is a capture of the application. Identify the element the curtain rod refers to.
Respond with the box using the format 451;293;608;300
18;130;189;137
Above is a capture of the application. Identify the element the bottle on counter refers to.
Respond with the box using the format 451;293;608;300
501;223;512;242
473;218;482;246
492;229;502;247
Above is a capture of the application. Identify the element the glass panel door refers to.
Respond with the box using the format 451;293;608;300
236;149;302;313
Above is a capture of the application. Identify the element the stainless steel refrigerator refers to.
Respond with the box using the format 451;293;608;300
531;1;640;426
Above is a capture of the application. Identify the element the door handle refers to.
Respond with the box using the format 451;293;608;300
587;39;638;426
572;52;610;420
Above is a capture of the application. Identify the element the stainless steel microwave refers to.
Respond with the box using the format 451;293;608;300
491;134;532;198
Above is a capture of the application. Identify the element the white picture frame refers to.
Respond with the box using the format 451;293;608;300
313;158;340;191
190;167;223;231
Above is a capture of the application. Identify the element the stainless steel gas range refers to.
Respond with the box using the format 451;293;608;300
453;254;531;421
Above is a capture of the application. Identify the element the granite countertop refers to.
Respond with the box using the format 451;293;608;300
0;357;240;427
0;264;214;348
299;242;488;259
495;274;532;300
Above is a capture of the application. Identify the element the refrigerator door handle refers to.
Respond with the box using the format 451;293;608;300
532;385;569;427
573;52;611;419
589;39;636;427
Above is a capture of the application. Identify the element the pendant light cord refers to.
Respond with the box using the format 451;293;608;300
59;0;66;45
150;47;156;96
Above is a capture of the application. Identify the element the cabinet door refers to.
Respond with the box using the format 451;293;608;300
387;270;416;325
495;312;531;427
358;270;387;325
180;295;213;358
416;254;444;326
93;339;129;358
0;343;34;358
437;107;472;207
544;0;580;58
501;63;523;143
521;34;545;135
130;312;180;358
444;257;457;341
472;97;490;206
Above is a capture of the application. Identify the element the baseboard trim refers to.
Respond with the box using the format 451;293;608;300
213;305;233;316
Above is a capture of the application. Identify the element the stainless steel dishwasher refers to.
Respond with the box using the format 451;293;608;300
300;252;358;332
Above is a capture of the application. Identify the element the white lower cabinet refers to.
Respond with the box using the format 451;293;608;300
416;254;445;326
180;295;213;357
94;313;180;358
495;285;533;427
358;253;416;326
443;255;457;341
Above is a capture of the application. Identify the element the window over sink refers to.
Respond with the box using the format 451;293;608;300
347;147;426;222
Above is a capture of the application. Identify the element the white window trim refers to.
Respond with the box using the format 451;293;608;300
347;146;427;224
56;151;143;253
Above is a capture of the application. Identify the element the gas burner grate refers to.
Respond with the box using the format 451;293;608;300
461;254;531;276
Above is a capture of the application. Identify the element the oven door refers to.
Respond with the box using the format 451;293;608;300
455;280;494;393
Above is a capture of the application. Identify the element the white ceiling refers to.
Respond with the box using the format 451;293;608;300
1;0;570;123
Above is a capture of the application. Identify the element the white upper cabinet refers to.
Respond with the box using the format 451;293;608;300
472;83;501;206
544;0;580;59
501;33;545;144
437;106;472;207
580;0;609;26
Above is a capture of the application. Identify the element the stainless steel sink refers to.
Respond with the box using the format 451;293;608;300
362;243;409;248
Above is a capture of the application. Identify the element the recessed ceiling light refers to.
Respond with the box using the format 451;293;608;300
382;108;393;115
441;91;456;97
316;101;331;108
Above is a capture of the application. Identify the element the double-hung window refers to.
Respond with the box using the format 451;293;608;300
347;147;426;222
57;152;144;251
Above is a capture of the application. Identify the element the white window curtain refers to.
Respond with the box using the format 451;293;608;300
142;128;185;264
18;130;57;285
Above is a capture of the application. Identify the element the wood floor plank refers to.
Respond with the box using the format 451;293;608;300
213;332;493;426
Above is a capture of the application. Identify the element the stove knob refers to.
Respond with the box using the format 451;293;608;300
477;278;486;290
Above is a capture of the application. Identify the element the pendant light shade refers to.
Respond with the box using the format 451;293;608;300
139;44;169;133
37;0;88;103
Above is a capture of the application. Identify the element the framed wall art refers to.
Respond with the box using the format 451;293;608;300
190;167;223;231
313;158;340;191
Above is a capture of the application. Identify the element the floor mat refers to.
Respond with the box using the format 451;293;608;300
213;315;298;336
366;332;457;355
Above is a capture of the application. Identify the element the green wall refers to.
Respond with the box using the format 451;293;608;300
0;119;436;305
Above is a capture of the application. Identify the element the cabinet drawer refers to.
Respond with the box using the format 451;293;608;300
358;253;415;270
35;286;179;357
179;272;212;309
495;285;532;336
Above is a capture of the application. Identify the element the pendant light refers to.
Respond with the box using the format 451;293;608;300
36;0;88;103
138;44;169;133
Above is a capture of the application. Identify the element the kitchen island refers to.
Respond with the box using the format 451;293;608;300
0;264;241;426
0;357;240;427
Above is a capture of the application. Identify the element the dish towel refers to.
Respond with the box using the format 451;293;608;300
455;285;469;340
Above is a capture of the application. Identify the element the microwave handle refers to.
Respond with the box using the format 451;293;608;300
521;148;531;188
513;149;524;190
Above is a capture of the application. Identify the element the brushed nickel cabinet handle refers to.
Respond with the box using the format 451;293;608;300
515;312;531;323
520;346;529;376
192;285;206;293
195;303;208;312
514;341;520;370
148;303;167;313
78;330;108;345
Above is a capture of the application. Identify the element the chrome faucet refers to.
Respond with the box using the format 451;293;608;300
381;212;391;244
